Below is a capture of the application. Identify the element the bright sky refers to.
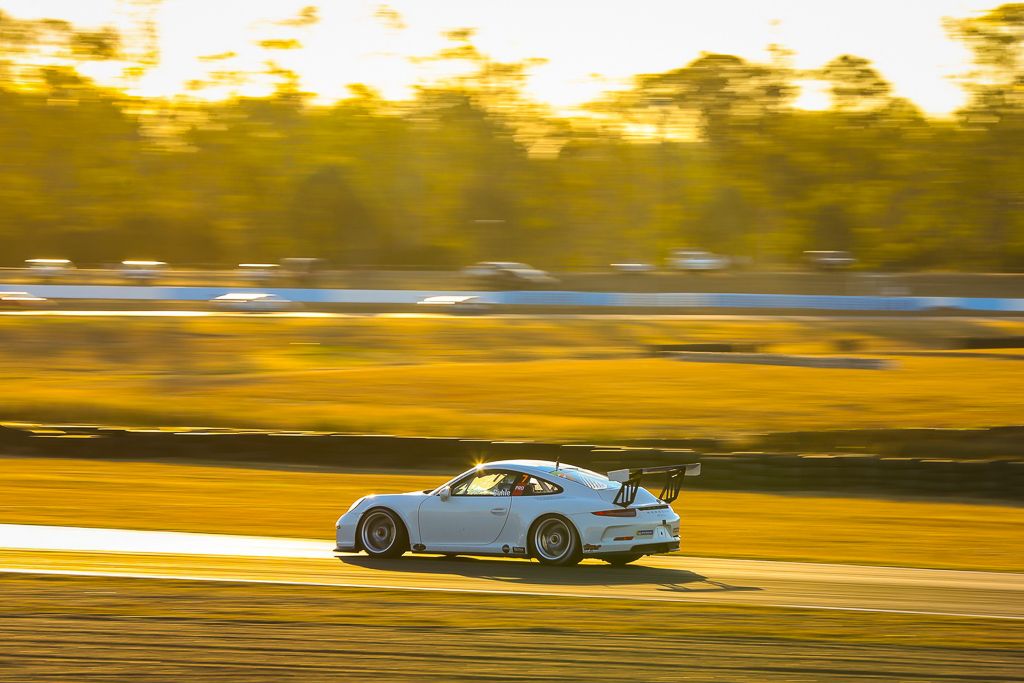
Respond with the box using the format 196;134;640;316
0;0;997;115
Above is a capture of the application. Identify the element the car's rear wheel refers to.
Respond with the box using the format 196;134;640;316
359;508;408;559
531;515;582;566
602;553;643;566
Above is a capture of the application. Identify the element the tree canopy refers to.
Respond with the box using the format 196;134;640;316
0;4;1022;270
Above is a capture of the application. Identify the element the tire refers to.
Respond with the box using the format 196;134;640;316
602;553;643;566
530;515;582;566
359;508;408;559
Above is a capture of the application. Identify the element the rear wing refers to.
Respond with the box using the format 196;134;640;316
607;463;701;508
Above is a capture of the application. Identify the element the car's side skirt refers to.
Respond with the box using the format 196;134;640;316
409;544;530;558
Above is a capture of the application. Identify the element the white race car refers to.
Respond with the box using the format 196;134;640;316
334;460;700;566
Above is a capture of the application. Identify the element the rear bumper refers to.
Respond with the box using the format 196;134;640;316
583;538;680;557
628;541;679;554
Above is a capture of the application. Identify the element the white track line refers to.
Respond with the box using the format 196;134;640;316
0;523;327;558
2;566;1021;620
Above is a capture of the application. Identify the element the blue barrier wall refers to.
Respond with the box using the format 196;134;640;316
3;284;1023;312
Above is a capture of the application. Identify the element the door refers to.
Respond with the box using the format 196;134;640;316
417;470;518;548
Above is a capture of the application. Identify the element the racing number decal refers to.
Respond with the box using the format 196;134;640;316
511;474;529;497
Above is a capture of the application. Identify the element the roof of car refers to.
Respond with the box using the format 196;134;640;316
481;459;596;475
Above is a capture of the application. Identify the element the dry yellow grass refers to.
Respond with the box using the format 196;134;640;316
2;315;1023;440
4;457;1020;571
2;356;1022;440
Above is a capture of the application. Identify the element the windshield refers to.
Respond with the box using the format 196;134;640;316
540;465;616;490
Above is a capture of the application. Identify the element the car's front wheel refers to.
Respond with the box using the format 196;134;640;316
531;515;582;566
359;508;408;559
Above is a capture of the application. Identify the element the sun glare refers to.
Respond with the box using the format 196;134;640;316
0;0;994;115
792;79;831;111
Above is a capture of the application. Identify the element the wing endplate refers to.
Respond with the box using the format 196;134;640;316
608;463;701;508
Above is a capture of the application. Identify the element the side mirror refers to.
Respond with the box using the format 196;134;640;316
438;486;451;501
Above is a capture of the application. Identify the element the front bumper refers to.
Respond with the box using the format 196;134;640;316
335;509;360;551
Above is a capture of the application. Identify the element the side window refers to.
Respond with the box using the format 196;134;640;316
511;475;563;496
530;477;562;495
450;471;520;497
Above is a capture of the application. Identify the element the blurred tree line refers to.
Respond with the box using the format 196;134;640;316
0;4;1022;270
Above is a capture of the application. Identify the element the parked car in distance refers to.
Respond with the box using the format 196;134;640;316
610;262;656;274
416;295;492;315
804;250;856;270
0;291;53;309
462;261;558;289
24;259;74;280
210;292;297;312
236;263;280;284
120;260;166;283
667;249;730;273
461;261;523;278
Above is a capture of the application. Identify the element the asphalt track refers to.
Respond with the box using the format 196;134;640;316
1;524;1021;620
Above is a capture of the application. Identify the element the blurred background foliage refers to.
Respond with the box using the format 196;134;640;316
0;4;1023;270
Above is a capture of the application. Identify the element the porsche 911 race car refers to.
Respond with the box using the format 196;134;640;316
334;459;700;566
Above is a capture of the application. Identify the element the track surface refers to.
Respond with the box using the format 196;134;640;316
2;524;1021;620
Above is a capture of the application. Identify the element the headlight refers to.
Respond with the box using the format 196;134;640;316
346;497;366;513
